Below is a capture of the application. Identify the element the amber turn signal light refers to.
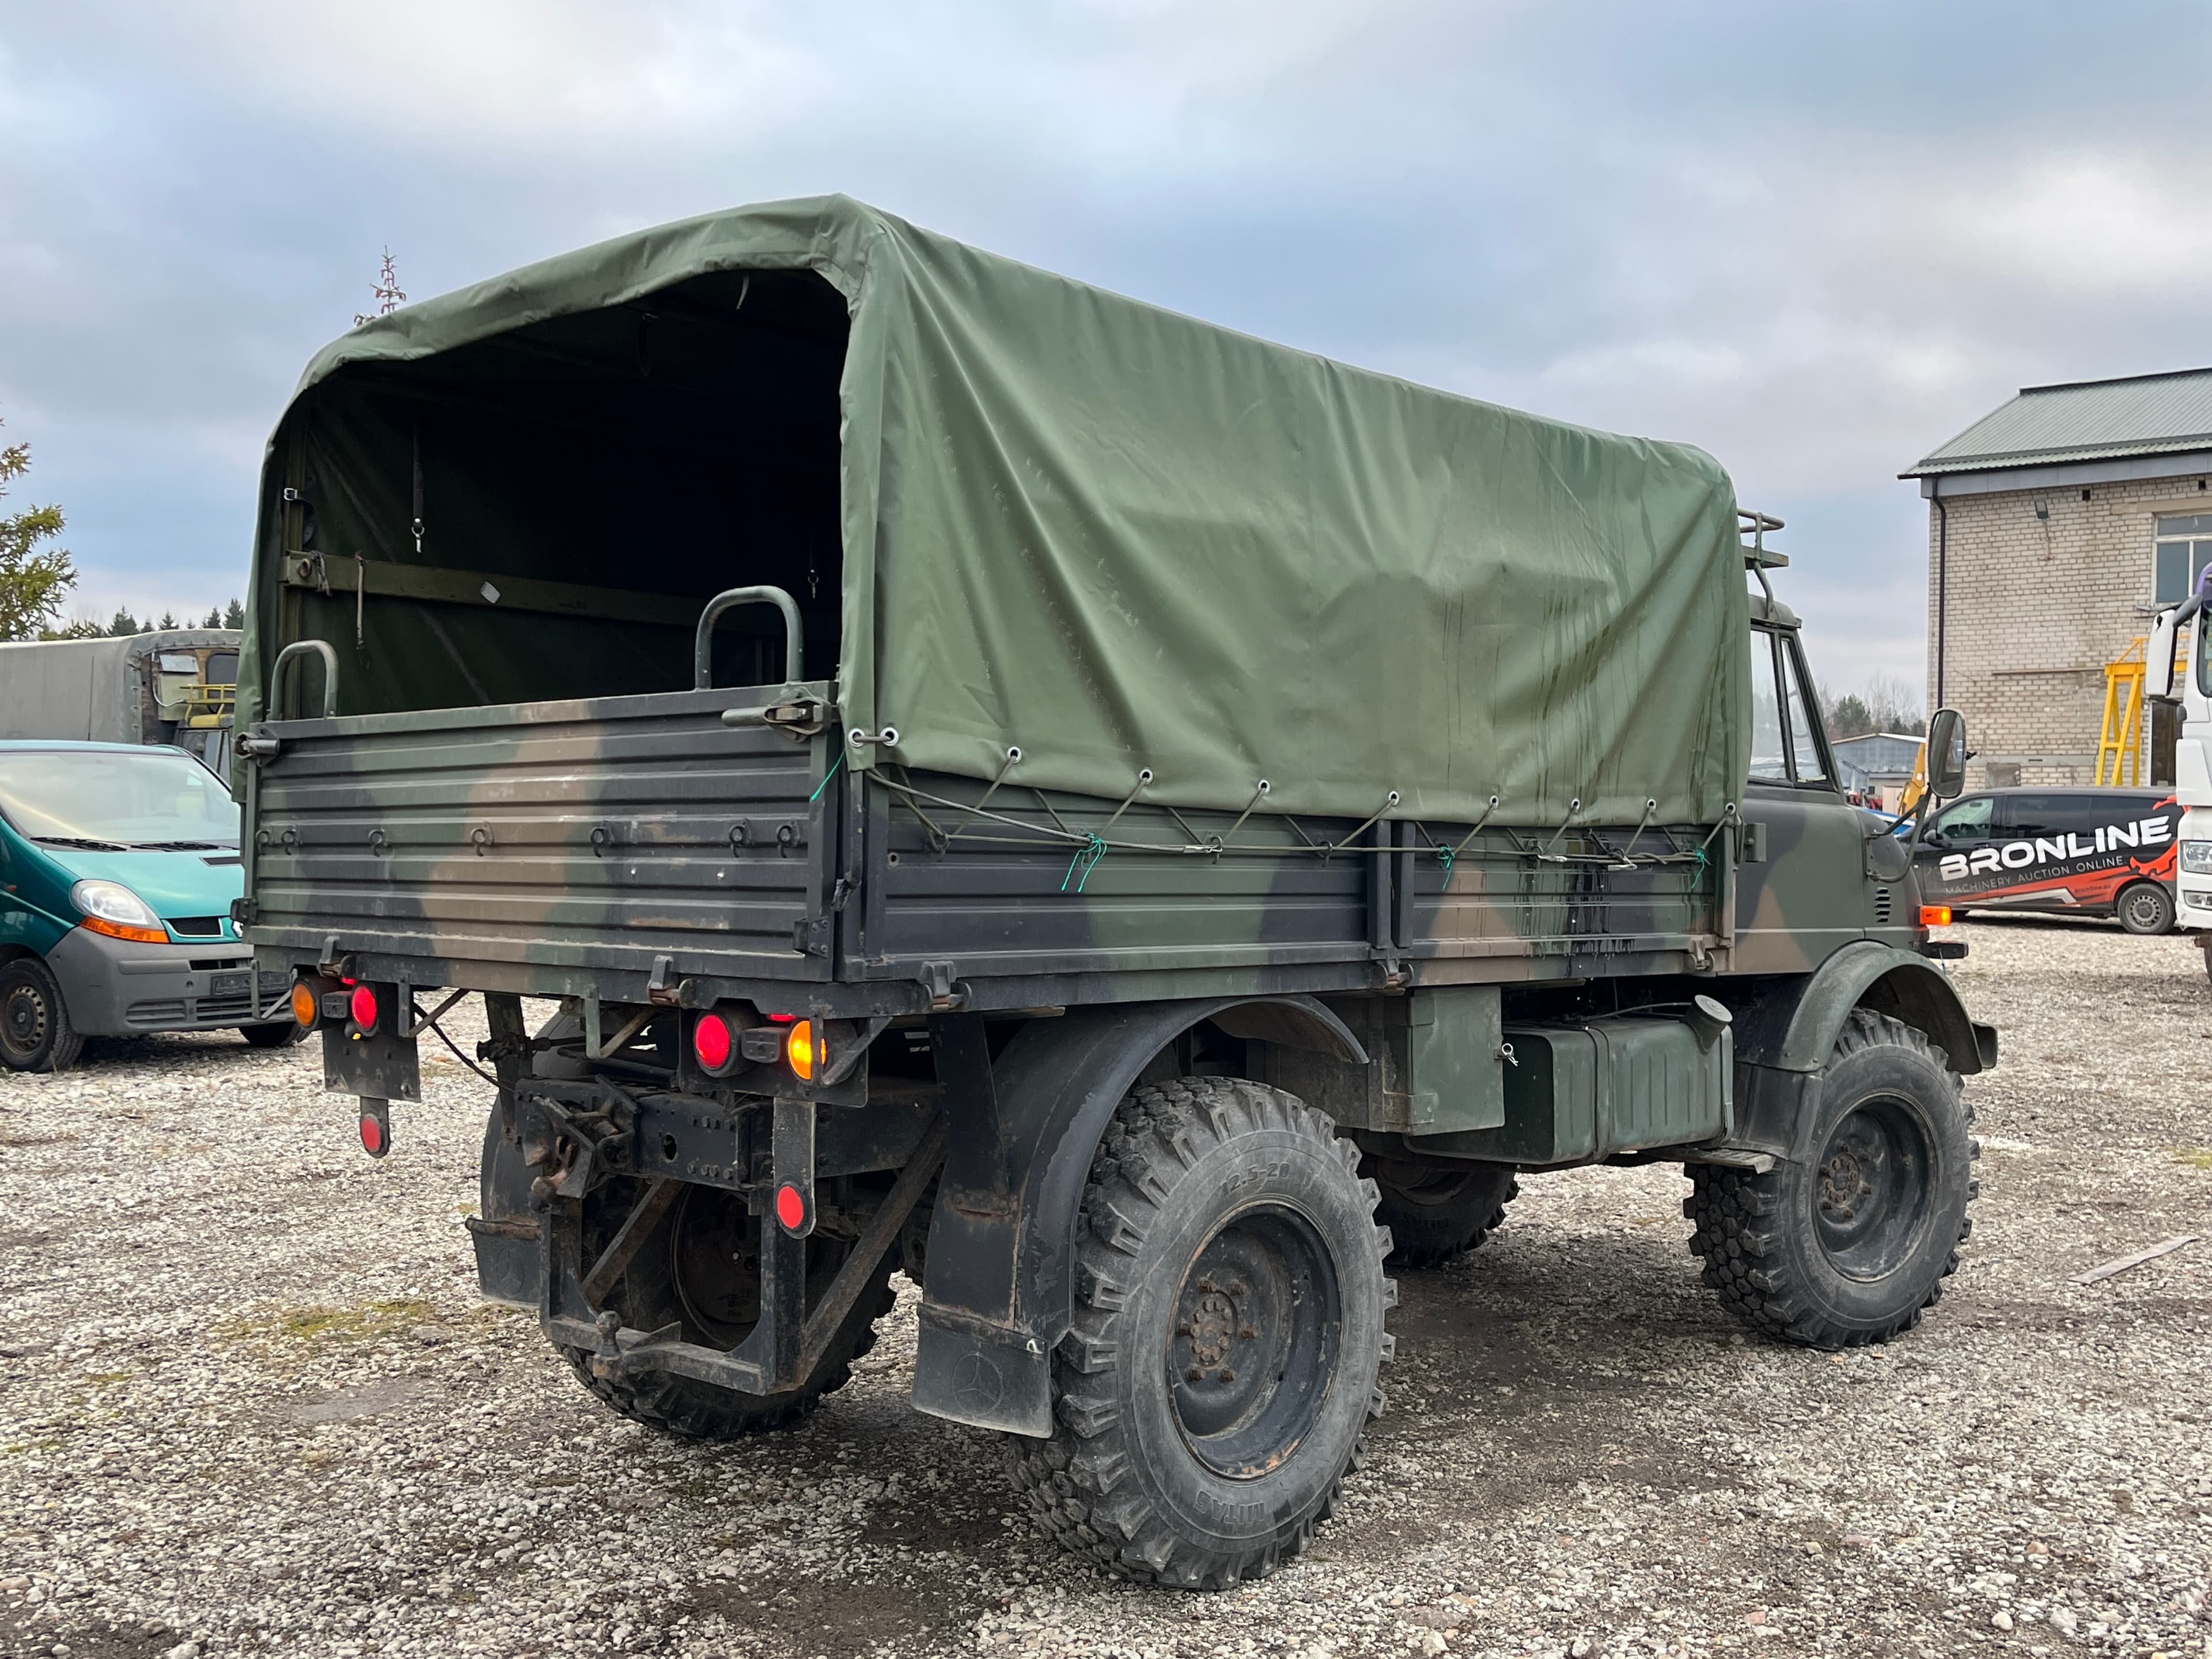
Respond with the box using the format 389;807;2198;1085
785;1018;818;1082
289;980;320;1028
1919;905;1953;927
79;915;168;944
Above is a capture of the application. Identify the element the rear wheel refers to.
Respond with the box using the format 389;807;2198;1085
1686;1009;1974;1348
240;1020;312;1048
1006;1077;1391;1588
2116;880;2176;935
1362;1155;1517;1268
555;1178;896;1438
0;957;83;1074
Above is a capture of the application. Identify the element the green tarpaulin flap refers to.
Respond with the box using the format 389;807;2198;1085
242;195;1748;827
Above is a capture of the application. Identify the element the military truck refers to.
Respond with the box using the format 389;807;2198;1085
0;628;241;777
234;198;1993;1589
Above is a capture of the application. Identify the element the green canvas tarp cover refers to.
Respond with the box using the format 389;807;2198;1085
244;194;1748;828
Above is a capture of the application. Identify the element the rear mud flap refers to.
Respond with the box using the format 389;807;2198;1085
912;1308;1054;1437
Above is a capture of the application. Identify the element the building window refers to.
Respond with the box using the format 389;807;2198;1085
2153;513;2212;601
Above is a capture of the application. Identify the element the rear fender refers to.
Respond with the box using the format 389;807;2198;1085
910;994;1366;1438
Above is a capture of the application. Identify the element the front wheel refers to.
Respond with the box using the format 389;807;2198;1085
2116;880;2176;936
1007;1077;1392;1588
0;957;83;1073
1686;1009;1975;1349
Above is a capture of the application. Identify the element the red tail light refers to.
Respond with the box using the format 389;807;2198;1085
348;984;380;1035
692;1011;736;1073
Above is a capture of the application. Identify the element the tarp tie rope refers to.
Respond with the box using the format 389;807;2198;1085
809;749;846;804
1061;833;1107;894
1102;768;1154;830
1438;796;1502;872
1209;780;1271;855
942;747;1021;842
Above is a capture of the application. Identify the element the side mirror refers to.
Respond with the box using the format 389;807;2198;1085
1926;707;1968;801
2146;604;2184;703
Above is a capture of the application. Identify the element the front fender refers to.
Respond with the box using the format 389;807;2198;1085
1741;940;1991;1075
911;993;1365;1437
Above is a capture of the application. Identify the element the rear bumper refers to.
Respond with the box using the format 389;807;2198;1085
46;926;291;1036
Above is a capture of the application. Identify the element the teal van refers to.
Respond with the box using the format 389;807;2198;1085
0;741;303;1070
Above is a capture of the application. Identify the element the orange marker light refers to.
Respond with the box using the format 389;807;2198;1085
1919;905;1953;927
785;1018;817;1081
289;980;320;1027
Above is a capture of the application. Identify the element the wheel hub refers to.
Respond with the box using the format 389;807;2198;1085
1818;1143;1874;1222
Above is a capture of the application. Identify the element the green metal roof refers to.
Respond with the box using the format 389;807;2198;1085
1903;366;2212;477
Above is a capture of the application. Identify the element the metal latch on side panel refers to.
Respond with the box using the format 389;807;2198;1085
1738;820;1768;865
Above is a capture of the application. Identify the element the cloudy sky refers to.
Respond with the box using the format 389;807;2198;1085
2;1;2204;696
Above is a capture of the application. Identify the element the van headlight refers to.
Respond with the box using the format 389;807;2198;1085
71;879;168;943
2182;840;2212;875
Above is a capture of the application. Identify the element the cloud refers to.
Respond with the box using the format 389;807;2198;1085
2;0;2209;688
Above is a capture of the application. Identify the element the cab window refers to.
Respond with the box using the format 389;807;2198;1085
1748;626;1834;787
1748;630;1789;782
1930;796;1994;842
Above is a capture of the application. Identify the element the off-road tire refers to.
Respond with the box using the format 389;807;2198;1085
1005;1076;1393;1588
0;957;83;1073
2116;880;2176;936
1686;1009;1976;1349
1362;1156;1518;1268
555;1178;897;1438
239;1020;312;1048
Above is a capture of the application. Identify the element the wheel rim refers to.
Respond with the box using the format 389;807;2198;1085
1167;1204;1340;1479
1812;1094;1935;1280
1;977;49;1064
2124;887;2166;930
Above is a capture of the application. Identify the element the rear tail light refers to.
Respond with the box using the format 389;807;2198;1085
785;1018;818;1082
348;983;381;1036
1919;905;1953;927
692;1010;738;1075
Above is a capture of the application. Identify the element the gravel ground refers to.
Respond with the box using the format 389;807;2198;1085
2;918;2209;1659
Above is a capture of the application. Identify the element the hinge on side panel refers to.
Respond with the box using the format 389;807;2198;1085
646;955;680;1006
921;960;965;1012
793;916;834;958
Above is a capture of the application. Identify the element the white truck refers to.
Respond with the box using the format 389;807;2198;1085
2145;599;2212;959
0;630;241;778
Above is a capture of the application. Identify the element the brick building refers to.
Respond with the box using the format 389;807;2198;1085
1903;368;2212;789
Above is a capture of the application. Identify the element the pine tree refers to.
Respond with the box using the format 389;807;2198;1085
204;606;222;628
354;248;407;327
224;597;245;629
108;607;140;637
0;413;77;642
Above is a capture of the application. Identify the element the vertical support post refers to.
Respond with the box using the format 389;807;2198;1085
484;992;527;1141
733;1097;815;1389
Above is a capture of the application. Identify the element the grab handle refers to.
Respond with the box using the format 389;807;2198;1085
270;639;339;719
696;586;804;690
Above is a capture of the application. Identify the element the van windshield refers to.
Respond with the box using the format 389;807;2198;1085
0;749;240;850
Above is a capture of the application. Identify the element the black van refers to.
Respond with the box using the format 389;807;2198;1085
1913;786;2178;933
